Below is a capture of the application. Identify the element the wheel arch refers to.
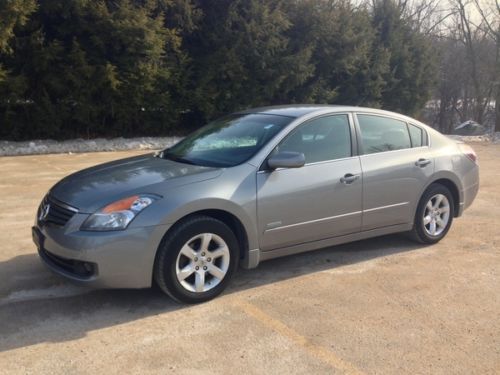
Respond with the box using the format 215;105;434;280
430;178;460;217
420;175;462;218
180;209;249;261
155;199;258;272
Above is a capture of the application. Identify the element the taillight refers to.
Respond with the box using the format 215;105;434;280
458;143;478;163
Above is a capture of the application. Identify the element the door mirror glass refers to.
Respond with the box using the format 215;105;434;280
267;151;305;170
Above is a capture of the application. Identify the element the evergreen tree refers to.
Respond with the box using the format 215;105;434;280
185;0;313;123
0;0;36;80
0;0;36;52
0;0;442;140
285;0;389;106
371;0;436;115
0;0;185;139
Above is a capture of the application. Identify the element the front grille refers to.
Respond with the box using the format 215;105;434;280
38;195;78;227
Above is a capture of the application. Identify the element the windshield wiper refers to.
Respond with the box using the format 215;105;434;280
161;152;199;166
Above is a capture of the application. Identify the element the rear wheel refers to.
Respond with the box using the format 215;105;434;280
154;215;239;303
409;184;454;244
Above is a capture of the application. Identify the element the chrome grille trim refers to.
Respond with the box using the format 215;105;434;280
38;195;79;227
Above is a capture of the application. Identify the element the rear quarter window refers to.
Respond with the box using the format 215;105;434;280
408;124;427;147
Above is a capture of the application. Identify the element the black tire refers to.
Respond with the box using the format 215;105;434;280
409;183;455;244
153;215;239;304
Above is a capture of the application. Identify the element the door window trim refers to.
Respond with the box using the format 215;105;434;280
407;122;429;148
353;113;430;156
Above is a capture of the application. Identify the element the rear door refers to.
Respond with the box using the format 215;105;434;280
355;113;434;231
256;114;362;251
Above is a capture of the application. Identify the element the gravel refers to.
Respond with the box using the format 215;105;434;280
1;144;499;373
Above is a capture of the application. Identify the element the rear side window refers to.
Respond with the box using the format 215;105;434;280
408;124;425;147
278;115;351;163
357;115;411;154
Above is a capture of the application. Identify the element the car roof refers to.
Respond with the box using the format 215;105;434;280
237;104;418;123
237;105;341;117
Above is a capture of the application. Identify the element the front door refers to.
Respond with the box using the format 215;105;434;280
256;114;362;251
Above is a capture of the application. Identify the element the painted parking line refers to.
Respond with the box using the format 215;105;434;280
233;299;365;375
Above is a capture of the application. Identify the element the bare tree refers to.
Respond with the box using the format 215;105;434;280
472;0;500;132
398;0;455;35
456;0;484;124
433;0;498;132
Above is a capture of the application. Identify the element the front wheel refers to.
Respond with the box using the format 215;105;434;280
154;215;239;303
409;183;454;244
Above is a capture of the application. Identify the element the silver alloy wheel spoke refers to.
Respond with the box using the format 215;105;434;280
440;206;450;214
195;271;205;292
423;193;450;236
209;246;228;259
207;264;225;280
426;201;433;211
200;233;212;252
180;244;197;260
434;194;443;208
178;264;195;281
175;233;231;293
429;219;437;235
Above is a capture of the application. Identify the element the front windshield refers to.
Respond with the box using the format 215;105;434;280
162;113;293;167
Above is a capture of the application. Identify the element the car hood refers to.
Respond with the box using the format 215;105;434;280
50;153;222;213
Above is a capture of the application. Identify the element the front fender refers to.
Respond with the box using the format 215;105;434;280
131;165;260;256
161;197;259;250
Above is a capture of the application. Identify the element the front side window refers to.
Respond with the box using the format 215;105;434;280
163;113;293;167
277;115;351;164
357;114;411;154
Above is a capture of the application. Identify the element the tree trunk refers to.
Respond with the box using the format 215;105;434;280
495;103;500;133
495;36;500;133
438;96;447;133
495;85;500;132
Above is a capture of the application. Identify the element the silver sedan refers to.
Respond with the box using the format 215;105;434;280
32;105;479;303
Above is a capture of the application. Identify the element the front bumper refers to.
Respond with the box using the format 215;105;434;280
33;213;170;289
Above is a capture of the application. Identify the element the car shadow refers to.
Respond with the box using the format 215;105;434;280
0;234;428;352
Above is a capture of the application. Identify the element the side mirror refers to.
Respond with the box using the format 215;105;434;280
267;151;306;170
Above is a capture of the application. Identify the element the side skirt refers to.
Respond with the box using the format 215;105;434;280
242;223;412;268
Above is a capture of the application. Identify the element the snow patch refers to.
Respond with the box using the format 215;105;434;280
447;132;500;144
1;132;499;157
0;136;183;156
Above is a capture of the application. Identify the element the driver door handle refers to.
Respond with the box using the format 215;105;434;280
340;173;359;184
415;158;431;167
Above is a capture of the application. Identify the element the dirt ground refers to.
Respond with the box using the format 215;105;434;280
0;144;498;374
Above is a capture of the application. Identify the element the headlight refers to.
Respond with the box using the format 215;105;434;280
81;194;159;231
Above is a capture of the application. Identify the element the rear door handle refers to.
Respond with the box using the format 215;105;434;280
340;173;359;184
415;158;431;167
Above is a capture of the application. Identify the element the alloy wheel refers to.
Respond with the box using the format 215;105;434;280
175;233;230;293
423;193;451;236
